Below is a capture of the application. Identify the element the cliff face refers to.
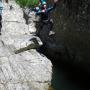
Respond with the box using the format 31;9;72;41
0;1;52;90
53;0;88;33
44;0;89;70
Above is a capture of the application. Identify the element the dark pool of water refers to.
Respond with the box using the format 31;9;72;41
38;42;90;90
51;61;90;90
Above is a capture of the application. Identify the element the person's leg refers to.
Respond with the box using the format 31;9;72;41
48;19;54;31
0;15;2;35
48;19;55;36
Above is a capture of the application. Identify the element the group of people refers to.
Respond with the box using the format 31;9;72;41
33;0;58;21
32;0;58;36
0;0;58;35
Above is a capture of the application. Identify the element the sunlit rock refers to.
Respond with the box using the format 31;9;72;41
0;0;52;90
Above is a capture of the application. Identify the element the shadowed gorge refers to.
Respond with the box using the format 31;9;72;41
36;0;90;90
0;0;90;90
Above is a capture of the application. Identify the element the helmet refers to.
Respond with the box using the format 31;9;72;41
42;1;46;5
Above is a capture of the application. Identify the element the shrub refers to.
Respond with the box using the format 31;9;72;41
16;0;39;7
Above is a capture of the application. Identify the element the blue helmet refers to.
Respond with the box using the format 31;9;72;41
42;1;46;5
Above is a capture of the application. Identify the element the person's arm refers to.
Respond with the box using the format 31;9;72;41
47;3;56;13
36;10;43;15
47;0;58;12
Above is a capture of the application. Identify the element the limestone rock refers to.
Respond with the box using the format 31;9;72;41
0;0;52;90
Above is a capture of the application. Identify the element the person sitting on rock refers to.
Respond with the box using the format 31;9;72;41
0;0;3;35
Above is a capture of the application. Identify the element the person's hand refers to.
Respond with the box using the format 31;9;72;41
54;0;58;3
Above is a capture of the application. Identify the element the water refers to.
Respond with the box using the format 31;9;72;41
52;66;80;90
51;62;90;90
38;45;90;90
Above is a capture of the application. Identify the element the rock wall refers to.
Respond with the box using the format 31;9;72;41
43;0;89;71
0;1;52;90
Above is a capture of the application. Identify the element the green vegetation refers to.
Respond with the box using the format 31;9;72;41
16;0;39;7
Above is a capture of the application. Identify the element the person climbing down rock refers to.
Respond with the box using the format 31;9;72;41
33;0;58;36
0;0;3;35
